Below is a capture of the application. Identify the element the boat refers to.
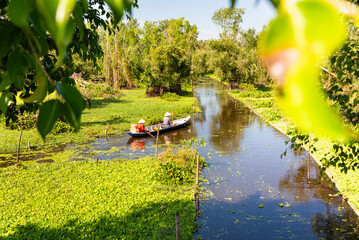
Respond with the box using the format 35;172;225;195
127;116;191;138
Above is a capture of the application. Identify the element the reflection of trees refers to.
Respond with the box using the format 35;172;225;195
278;156;341;204
311;207;359;240
208;88;252;151
279;155;359;238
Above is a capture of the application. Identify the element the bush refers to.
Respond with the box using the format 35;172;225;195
78;82;123;99
7;113;37;130
238;83;257;92
160;92;181;101
52;120;74;134
252;99;274;108
156;148;205;185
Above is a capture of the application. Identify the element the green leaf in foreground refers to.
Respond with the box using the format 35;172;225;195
260;0;351;140
105;0;133;24
8;0;33;32
0;92;14;114
37;100;62;140
23;65;48;103
6;49;29;89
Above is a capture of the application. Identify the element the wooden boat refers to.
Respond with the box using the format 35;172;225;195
127;116;191;137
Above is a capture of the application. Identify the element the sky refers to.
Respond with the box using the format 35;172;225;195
132;0;277;40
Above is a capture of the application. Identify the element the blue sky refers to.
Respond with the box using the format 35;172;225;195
132;0;276;40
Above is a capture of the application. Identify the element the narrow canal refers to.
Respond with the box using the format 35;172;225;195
192;79;359;239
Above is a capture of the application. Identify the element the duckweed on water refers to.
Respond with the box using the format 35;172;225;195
0;157;198;239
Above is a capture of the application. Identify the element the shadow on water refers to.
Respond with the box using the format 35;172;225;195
1;79;359;239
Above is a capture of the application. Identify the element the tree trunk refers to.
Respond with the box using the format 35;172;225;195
105;30;112;85
113;33;119;90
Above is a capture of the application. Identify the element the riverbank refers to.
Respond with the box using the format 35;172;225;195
0;87;200;154
228;83;359;216
0;149;203;239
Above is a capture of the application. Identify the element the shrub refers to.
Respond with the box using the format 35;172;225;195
52;120;74;134
7;113;37;130
78;82;123;99
160;92;181;101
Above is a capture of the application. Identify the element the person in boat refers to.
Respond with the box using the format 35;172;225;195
163;112;177;127
135;119;147;133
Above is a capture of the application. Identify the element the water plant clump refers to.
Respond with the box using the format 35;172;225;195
156;148;206;185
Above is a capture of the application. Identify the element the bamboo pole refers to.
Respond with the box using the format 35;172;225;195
172;96;175;119
155;128;159;158
196;154;200;185
17;129;23;163
175;213;180;240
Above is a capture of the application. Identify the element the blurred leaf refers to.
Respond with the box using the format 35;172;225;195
62;102;81;130
29;9;49;56
260;0;350;140
0;92;14;114
78;0;89;12
23;65;48;103
8;0;33;32
105;0;133;25
73;2;85;41
6;50;29;89
35;0;76;63
0;20;22;60
56;82;84;131
0;72;12;91
37;100;62;140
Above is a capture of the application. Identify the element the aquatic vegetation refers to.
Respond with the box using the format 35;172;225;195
0;157;198;239
156;148;205;185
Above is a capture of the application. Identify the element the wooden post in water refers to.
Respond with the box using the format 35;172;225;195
156;128;159;158
196;154;200;185
307;133;311;179
175;213;180;240
17;129;23;163
194;193;200;219
27;141;31;153
193;91;196;113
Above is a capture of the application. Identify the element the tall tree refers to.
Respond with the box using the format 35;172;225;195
212;7;245;39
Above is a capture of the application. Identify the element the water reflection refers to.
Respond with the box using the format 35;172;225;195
194;80;359;239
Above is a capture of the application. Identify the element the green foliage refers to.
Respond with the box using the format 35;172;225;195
180;137;207;150
52;120;74;134
0;0;137;140
212;8;245;39
156;148;205;185
207;10;268;85
160;92;181;101
0;158;197;239
6;113;36;130
260;0;356;140
78;81;123;100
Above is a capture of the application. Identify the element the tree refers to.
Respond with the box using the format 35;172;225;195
0;0;137;140
212;7;245;39
141;18;198;95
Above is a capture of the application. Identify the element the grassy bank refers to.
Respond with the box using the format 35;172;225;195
228;83;359;215
0;153;202;239
0;87;200;153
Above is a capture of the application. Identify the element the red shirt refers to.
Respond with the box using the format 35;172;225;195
136;123;145;133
